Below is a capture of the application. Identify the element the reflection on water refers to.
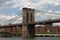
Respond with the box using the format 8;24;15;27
22;38;35;40
22;37;60;40
0;37;60;40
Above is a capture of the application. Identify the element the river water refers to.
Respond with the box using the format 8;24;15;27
0;37;60;40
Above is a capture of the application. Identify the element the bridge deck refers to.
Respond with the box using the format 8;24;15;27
0;19;60;28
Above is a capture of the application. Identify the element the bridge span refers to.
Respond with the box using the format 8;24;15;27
0;18;60;28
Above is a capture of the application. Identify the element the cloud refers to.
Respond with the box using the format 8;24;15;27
0;0;16;10
0;0;60;10
0;0;12;6
35;9;60;21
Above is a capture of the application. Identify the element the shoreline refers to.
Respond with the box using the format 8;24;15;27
35;34;60;37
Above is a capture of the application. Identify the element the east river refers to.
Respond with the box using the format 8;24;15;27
0;37;60;40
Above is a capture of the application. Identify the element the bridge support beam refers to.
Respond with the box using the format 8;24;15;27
9;23;13;36
28;24;35;37
9;27;13;36
46;23;52;26
22;24;29;37
22;8;35;38
22;24;35;38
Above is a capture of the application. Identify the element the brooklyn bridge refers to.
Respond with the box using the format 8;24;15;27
0;7;60;38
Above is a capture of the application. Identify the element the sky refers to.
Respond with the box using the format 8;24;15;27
0;0;60;26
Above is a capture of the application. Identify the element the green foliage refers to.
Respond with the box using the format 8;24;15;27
35;32;54;34
43;32;54;34
0;32;8;34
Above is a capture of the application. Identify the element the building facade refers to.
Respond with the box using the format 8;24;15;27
4;25;60;35
35;25;60;34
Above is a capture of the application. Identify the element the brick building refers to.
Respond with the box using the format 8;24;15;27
4;26;22;34
35;25;60;34
4;25;60;34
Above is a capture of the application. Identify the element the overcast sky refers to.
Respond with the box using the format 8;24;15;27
0;0;60;26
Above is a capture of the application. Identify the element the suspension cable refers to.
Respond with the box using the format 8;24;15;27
3;10;22;23
35;10;60;15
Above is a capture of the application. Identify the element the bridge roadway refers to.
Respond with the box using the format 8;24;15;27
35;19;60;24
0;19;60;28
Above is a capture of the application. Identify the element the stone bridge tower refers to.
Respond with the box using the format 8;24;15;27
22;8;35;37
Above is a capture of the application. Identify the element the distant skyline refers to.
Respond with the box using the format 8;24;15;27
0;0;60;26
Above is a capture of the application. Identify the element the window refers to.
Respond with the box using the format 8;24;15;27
47;30;50;32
